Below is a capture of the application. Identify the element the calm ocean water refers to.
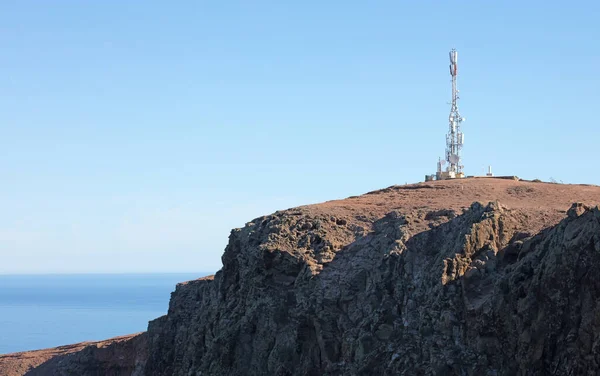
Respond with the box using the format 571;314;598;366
0;273;205;354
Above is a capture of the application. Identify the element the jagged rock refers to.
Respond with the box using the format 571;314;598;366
568;202;589;218
2;178;600;376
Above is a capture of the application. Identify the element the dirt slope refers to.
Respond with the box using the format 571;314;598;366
0;334;145;376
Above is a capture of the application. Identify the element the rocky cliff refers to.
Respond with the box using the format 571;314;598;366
3;178;600;375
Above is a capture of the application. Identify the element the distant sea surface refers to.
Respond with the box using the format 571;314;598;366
0;273;204;354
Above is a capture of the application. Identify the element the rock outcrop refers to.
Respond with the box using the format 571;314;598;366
2;178;600;375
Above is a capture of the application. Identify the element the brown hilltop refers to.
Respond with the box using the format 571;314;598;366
2;177;600;376
303;177;600;232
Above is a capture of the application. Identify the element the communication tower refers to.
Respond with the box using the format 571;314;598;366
435;49;466;180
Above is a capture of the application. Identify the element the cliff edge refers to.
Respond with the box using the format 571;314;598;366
2;178;600;375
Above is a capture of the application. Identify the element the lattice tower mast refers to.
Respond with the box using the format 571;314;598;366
446;49;464;174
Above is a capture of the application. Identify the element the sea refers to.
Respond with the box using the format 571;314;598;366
0;273;205;354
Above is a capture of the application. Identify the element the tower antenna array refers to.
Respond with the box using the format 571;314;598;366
435;48;466;180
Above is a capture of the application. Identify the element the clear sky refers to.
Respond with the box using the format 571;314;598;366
1;1;598;273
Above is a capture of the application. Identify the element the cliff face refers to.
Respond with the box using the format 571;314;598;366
3;178;600;376
144;179;600;376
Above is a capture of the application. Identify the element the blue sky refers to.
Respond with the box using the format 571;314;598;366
1;1;598;273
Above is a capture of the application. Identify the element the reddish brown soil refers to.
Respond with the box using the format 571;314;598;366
0;334;141;376
301;177;600;234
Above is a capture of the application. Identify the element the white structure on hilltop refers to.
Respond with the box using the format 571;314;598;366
437;48;466;180
426;49;466;182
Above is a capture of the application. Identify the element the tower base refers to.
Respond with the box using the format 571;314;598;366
436;171;465;180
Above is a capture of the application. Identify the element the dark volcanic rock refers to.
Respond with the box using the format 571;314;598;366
144;199;600;375
3;178;600;375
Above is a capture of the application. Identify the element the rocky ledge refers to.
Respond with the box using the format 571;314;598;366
2;178;600;375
